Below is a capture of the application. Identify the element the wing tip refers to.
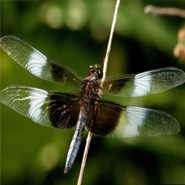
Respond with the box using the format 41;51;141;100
170;116;181;134
0;35;19;45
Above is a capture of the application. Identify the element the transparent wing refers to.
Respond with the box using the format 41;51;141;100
89;100;180;138
0;35;82;87
0;85;80;129
110;106;180;138
103;67;185;97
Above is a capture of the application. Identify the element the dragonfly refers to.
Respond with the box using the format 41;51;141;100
0;36;185;173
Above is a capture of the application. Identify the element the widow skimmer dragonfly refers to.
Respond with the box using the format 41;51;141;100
0;36;185;173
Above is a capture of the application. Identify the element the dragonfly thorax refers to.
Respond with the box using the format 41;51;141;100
80;65;102;105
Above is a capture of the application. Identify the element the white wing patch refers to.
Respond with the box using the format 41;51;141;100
123;107;146;137
112;107;147;138
26;50;47;77
132;72;152;96
28;89;48;123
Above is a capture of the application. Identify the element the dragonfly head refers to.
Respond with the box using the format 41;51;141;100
88;64;103;80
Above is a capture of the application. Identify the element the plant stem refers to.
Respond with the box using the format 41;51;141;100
102;0;121;83
145;5;185;18
77;0;120;184
77;132;92;185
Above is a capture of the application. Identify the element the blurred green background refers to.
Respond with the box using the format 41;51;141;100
1;0;185;185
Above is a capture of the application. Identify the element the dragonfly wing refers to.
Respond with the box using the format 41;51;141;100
86;100;124;136
103;67;185;97
0;35;82;87
110;105;180;138
89;100;180;138
0;85;80;129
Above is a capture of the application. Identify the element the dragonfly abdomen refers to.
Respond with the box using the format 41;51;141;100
64;111;86;174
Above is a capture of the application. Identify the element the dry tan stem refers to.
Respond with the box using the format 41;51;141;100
77;132;92;185
76;0;121;185
145;5;185;18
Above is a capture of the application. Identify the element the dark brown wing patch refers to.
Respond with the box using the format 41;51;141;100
49;93;80;128
103;75;133;95
50;63;82;87
87;100;126;136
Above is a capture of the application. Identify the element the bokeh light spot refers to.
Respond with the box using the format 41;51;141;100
39;2;63;29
